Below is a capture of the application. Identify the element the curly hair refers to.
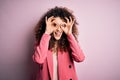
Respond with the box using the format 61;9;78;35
34;6;79;52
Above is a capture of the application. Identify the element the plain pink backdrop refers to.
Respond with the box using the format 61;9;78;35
0;0;120;80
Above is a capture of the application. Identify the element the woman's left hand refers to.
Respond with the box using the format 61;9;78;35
61;17;74;35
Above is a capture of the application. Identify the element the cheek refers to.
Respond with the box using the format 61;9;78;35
53;32;56;38
53;28;58;33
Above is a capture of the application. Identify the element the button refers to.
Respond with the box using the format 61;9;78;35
69;78;72;80
40;66;43;70
69;65;72;68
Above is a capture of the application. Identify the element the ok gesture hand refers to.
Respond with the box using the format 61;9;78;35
45;16;55;34
61;17;74;35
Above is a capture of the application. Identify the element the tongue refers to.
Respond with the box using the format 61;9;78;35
56;32;61;36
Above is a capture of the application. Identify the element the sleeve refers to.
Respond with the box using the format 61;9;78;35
32;33;51;64
67;34;85;62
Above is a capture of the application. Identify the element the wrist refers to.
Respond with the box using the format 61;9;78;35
45;31;51;34
66;32;72;35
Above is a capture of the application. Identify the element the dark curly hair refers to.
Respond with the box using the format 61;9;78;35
34;6;79;51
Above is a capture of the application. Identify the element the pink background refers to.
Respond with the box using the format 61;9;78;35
0;0;120;80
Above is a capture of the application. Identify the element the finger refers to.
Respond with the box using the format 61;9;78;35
69;16;73;23
52;20;57;24
72;19;75;25
45;16;48;23
60;25;65;30
61;24;67;31
65;17;69;23
48;16;54;22
61;23;67;28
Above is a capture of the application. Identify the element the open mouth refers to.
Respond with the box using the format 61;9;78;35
55;31;62;37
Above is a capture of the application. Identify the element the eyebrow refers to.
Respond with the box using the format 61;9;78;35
51;18;56;22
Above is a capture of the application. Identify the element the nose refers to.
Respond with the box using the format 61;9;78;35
57;26;62;31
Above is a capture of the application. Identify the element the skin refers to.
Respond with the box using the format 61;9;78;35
45;16;74;52
45;16;74;40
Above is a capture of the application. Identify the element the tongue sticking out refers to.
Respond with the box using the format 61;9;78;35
55;32;61;37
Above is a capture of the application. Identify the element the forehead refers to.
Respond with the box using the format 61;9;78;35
53;17;65;23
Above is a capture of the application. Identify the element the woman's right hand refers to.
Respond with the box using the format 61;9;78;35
45;16;55;34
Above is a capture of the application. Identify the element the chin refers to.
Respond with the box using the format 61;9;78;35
53;32;63;40
54;36;61;40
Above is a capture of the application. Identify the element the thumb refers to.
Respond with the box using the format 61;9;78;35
60;25;65;31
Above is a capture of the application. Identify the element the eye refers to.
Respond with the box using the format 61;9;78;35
61;24;66;27
52;23;57;27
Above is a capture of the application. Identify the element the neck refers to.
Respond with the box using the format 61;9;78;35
53;41;58;53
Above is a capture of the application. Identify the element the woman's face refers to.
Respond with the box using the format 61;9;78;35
52;17;66;40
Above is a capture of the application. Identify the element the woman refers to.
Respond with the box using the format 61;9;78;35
32;6;85;80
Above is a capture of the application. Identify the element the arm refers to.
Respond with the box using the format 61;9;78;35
67;34;85;62
32;16;55;64
32;33;51;64
61;17;85;62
